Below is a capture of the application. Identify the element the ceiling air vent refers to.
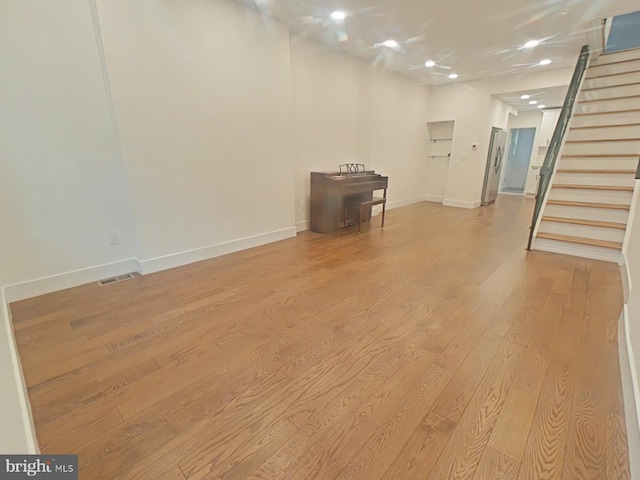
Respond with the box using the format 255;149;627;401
98;273;135;286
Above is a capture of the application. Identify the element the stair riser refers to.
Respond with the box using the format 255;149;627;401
586;59;640;77
538;221;625;243
558;158;640;170
583;71;640;90
575;96;640;114
553;172;636;187
562;141;640;156
548;189;632;204
543;204;630;223
571;110;640;128
580;83;640;101
532;238;621;262
592;50;640;66
567;124;640;141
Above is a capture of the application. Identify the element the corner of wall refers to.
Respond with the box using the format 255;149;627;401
4;259;141;303
0;286;39;454
621;305;640;477
296;221;310;233
443;199;482;209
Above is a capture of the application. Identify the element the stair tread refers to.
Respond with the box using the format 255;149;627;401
562;154;640;158
595;49;640;64
552;184;634;191
570;122;640;129
565;138;640;143
546;199;630;210
579;94;640;103
582;81;640;92
586;69;640;80
541;216;627;229
590;57;640;68
573;108;640;116
556;169;636;174
536;232;622;249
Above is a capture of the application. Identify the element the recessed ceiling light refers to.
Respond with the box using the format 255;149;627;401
539;59;552;65
448;73;458;79
529;100;538;105
524;40;540;48
537;104;546;109
425;60;436;68
520;94;530;99
331;11;346;20
383;40;399;48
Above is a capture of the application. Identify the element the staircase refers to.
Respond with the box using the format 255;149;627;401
532;48;640;263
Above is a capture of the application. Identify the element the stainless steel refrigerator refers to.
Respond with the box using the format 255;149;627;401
481;127;508;206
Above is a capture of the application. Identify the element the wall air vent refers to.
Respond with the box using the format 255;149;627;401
98;273;135;286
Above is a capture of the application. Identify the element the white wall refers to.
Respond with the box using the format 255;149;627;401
368;69;431;210
289;36;371;230
623;179;640;478
0;287;37;453
0;0;138;298
428;68;573;207
427;86;516;208
507;109;543;130
96;0;296;270
290;35;430;230
488;96;516;132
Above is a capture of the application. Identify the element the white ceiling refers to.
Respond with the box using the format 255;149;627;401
241;0;639;84
495;85;569;111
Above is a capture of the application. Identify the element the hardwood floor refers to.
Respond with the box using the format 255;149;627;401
11;195;629;479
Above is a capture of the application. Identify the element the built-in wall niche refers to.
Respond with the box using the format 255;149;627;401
427;121;454;160
426;121;455;203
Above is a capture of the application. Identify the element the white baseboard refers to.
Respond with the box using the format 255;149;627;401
424;195;444;203
140;227;297;275
621;305;640;478
0;287;39;453
299;197;430;231
622;180;639;258
386;196;428;210
296;221;310;233
4;258;141;303
621;252;632;302
443;199;481;209
498;191;524;197
4;228;298;300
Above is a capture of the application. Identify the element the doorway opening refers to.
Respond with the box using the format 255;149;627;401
501;127;536;194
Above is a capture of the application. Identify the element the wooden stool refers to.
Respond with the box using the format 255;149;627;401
345;192;387;234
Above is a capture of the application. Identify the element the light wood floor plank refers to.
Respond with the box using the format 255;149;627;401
380;411;456;480
519;307;581;479
472;446;521;480
9;196;627;478
488;386;539;462
427;337;526;479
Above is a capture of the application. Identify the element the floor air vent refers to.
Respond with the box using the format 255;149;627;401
98;273;135;286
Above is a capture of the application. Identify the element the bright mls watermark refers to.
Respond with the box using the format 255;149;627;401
1;455;77;479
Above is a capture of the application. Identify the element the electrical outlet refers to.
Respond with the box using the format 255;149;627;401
108;232;120;245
